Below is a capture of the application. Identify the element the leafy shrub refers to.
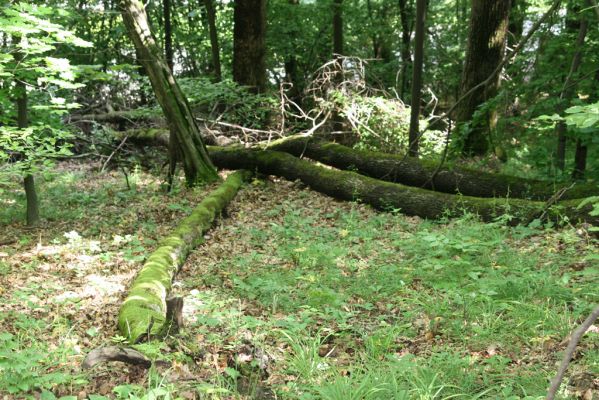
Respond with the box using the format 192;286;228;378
178;77;278;130
336;93;446;155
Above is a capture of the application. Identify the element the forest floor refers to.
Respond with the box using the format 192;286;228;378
0;160;598;400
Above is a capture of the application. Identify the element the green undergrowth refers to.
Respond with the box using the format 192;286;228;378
181;182;598;399
0;164;597;399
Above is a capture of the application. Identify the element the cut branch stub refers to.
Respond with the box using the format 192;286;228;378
118;170;252;343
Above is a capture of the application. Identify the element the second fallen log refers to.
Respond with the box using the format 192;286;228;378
208;147;597;226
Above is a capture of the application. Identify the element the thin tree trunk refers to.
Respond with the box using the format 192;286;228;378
407;0;426;157
456;0;511;156
203;0;222;81
119;0;218;185
556;18;588;171
233;0;266;93
163;0;179;190
15;42;40;226
331;0;347;140
284;0;302;106
571;140;587;179
333;0;343;57
398;0;413;100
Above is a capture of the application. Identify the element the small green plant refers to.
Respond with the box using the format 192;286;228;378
0;332;69;395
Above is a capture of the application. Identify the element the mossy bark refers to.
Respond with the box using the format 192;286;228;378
267;137;599;201
114;128;171;147
120;0;218;185
208;147;598;226
118;170;252;343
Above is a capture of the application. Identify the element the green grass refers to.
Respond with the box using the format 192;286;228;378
188;186;598;399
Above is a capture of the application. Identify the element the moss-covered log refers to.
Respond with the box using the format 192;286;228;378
114;128;232;147
267;137;599;200
114;128;171;147
118;170;252;343
208;147;598;226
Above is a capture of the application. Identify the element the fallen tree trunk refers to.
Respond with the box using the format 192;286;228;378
267;137;599;201
113;127;235;147
120;129;598;201
208;147;598;226
114;128;171;147
118;170;252;343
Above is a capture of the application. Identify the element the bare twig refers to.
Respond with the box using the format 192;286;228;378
546;305;599;400
101;135;128;172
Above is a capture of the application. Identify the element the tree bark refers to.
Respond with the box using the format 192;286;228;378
333;0;343;57
118;130;599;201
208;147;597;226
407;0;426;157
398;0;413;100
266;137;599;200
456;0;511;156
203;0;222;81
163;0;179;190
119;0;218;185
571;140;587;180
118;170;251;343
331;0;347;140
15;47;40;226
233;0;266;93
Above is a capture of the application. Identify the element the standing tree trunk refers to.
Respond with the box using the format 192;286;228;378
407;0;426;157
556;17;588;172
163;0;180;191
203;0;222;81
455;0;511;156
14;42;40;226
398;0;413;100
331;0;346;140
233;0;266;93
332;0;343;57
120;0;218;185
16;81;40;226
284;0;302;107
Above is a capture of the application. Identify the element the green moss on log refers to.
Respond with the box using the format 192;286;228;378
118;170;252;342
208;147;598;226
267;137;598;201
114;128;170;147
